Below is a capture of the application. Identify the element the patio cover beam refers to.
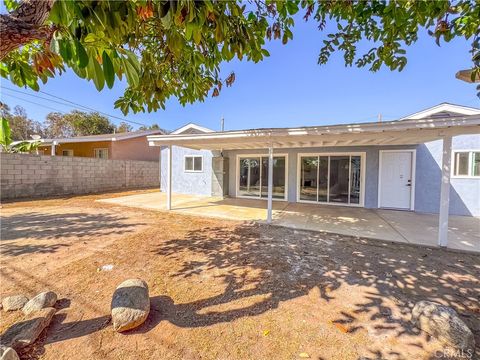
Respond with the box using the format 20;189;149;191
267;145;274;224
166;145;172;210
438;135;452;247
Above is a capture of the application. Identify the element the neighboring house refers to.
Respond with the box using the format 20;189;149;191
37;129;165;161
152;103;480;218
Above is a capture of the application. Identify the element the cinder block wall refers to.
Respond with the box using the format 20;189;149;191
0;153;159;200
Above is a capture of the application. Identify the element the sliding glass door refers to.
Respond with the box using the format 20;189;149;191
299;154;363;205
238;155;286;199
239;157;261;197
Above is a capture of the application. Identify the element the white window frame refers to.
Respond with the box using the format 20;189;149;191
377;149;416;211
235;153;289;201
452;149;480;179
62;149;74;157
94;148;109;159
184;155;203;173
296;152;366;207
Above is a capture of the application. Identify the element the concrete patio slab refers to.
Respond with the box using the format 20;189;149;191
273;203;407;243
98;192;480;253
98;191;289;221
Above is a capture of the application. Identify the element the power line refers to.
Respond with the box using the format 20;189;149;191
2;93;66;113
1;86;148;127
3;87;86;111
37;88;148;127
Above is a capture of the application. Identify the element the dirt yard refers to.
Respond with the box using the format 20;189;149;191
1;191;479;360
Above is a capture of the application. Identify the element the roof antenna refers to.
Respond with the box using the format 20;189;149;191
378;113;382;123
221;116;224;132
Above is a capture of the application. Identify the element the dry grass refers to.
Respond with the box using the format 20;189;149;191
0;191;479;360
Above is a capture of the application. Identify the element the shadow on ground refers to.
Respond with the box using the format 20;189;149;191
0;211;143;256
2;219;478;359
148;223;479;358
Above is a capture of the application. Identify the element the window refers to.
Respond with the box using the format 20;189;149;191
94;148;109;159
453;151;480;177
184;155;203;172
299;153;364;205
238;155;287;199
62;149;74;156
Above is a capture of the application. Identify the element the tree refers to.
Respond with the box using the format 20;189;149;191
9;105;45;140
139;124;160;131
0;103;45;140
64;110;115;136
1;1;479;114
138;123;169;133
44;111;74;138
43;110;116;136
116;121;133;133
0;0;55;58
0;111;41;153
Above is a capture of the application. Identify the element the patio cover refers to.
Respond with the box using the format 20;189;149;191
147;115;480;249
147;115;480;150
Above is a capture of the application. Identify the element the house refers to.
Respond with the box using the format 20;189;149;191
36;129;164;161
149;103;480;246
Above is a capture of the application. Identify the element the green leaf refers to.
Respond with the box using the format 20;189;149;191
124;59;139;87
93;59;105;91
185;23;193;41
102;51;115;89
286;1;299;15
125;51;140;73
26;78;40;91
10;141;41;153
50;37;60;53
167;32;183;58
161;11;172;29
59;40;73;61
193;28;201;44
0;117;12;149
86;55;105;91
75;40;89;68
84;33;97;43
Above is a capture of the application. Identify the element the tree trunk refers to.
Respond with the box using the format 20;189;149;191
0;0;56;60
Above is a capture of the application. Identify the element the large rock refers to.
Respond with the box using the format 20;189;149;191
0;307;56;350
2;296;28;312
111;279;150;332
22;291;57;315
0;346;19;360
411;301;475;351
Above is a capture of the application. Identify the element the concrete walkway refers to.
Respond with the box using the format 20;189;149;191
98;192;480;253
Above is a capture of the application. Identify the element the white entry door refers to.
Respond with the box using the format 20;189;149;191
379;151;414;210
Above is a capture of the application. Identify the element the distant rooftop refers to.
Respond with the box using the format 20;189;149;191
38;129;166;144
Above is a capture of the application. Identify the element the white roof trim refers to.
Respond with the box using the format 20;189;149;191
171;123;214;134
32;130;164;145
400;103;480;120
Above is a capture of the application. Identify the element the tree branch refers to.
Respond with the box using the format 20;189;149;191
0;0;56;60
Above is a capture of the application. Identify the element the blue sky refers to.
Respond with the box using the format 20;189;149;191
1;14;478;132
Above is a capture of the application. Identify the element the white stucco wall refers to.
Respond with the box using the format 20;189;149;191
415;134;480;216
160;146;213;196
